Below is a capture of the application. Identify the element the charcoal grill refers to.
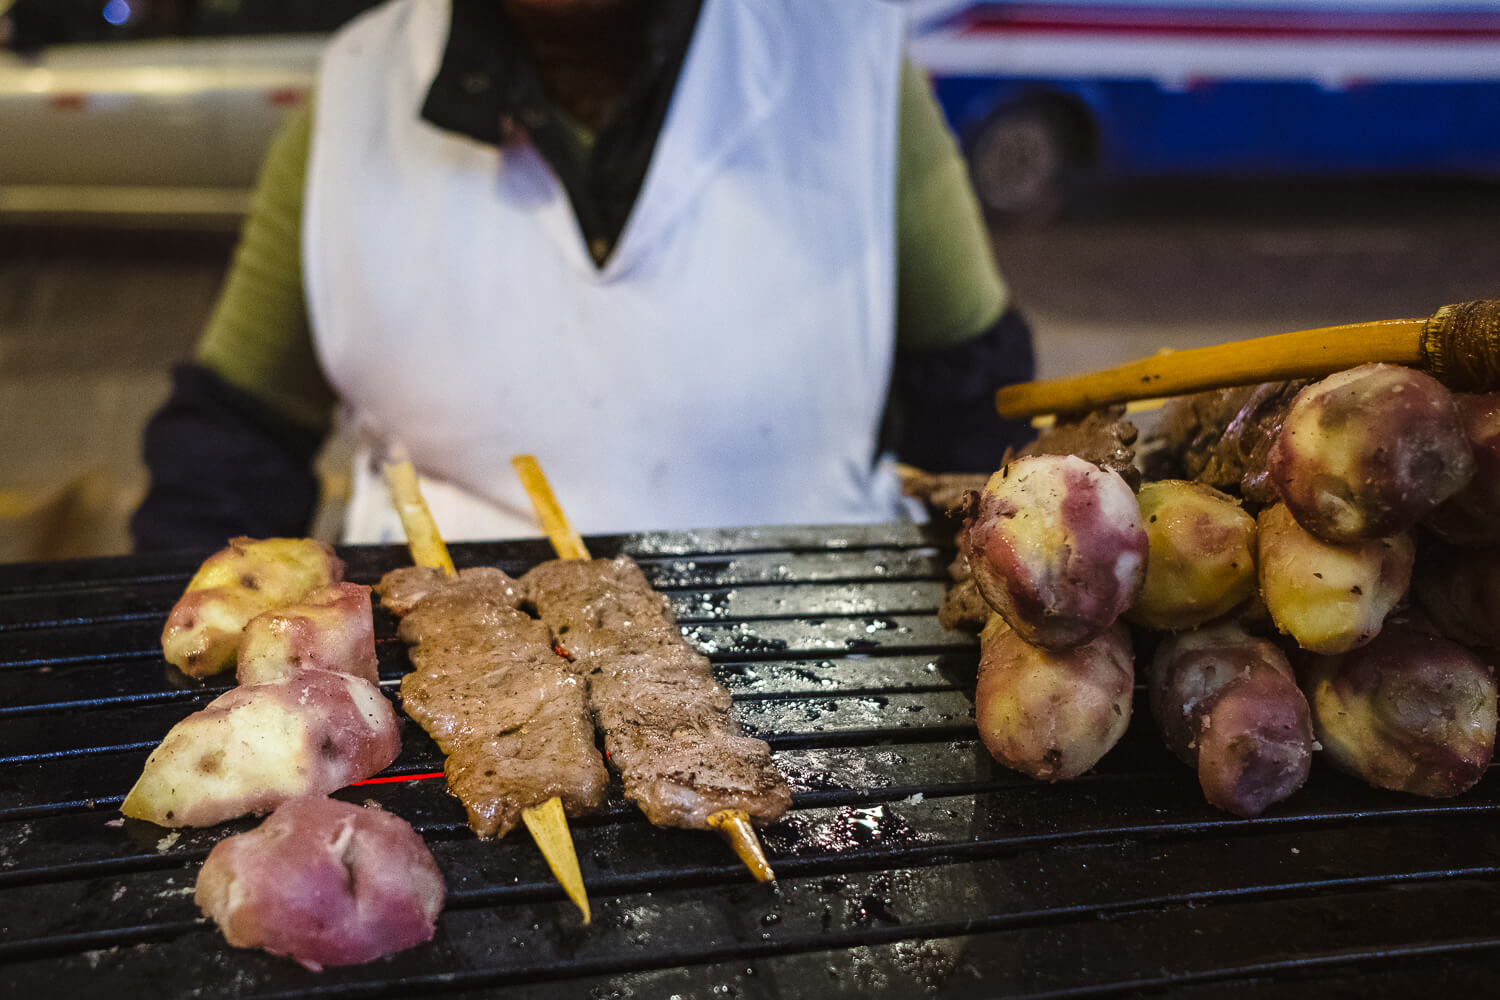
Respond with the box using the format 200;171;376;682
4;522;1500;998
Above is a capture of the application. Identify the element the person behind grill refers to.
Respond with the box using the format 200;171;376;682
130;0;1038;551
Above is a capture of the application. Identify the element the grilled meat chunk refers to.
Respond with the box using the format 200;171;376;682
522;557;794;830
376;566;608;839
1010;406;1141;490
1141;381;1307;504
376;565;524;617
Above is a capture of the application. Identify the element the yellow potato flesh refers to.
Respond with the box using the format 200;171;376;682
122;697;314;827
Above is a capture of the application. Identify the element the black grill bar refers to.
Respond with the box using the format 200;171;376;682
3;523;1499;997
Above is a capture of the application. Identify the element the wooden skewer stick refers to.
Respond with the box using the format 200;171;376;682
381;451;455;576
381;453;593;924
509;453;778;883
706;808;776;882
994;299;1500;419
510;454;590;560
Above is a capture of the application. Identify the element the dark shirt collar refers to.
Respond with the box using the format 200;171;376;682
421;0;703;262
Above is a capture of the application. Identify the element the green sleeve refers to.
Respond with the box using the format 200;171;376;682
194;102;336;431
894;59;1009;353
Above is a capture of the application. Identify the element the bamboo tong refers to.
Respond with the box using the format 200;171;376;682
993;299;1500;419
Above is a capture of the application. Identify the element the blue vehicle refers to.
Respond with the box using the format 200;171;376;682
906;0;1500;221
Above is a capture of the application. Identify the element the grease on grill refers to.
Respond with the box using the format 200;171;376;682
766;803;930;857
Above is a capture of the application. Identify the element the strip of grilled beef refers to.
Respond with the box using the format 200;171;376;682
1140;380;1310;504
521;557;793;830
375;566;609;838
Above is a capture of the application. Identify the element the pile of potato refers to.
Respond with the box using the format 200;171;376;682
952;363;1500;816
123;537;444;970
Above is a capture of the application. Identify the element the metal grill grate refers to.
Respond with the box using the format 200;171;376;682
2;523;1499;998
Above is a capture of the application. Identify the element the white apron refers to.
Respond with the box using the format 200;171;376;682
304;0;908;543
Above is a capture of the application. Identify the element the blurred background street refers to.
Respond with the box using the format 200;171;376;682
4;173;1498;561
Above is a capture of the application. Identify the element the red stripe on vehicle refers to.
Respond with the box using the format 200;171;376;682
958;4;1500;41
49;93;87;111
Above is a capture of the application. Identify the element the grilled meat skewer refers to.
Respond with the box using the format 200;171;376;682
378;454;600;922
509;454;785;881
521;556;794;852
377;566;610;840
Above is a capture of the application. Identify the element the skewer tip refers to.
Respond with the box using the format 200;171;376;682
522;798;592;923
707;808;776;882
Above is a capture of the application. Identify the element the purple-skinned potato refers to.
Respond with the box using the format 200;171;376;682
238;582;379;686
1148;623;1313;817
1412;538;1500;649
1425;392;1500;544
1267;363;1473;543
162;537;346;677
961;454;1147;649
1302;618;1498;798
121;668;400;827
974;615;1134;781
196;796;444;970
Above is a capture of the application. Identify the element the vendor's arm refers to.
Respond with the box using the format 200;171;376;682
131;105;336;551
888;62;1036;473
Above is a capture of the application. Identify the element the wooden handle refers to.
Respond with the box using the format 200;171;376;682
994;299;1500;419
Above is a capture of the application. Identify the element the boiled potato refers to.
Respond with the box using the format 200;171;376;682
1267;363;1473;543
1412;538;1500;650
121;668;400;827
1303;618;1498;798
237;582;378;686
196;795;444;970
1256;502;1414;654
974;614;1134;781
961;454;1146;649
1425;391;1500;544
1128;480;1257;631
162;537;345;677
1148;623;1313;817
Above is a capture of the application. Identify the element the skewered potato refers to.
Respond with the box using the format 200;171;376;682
1302;618;1498;798
196;795;444;971
960;454;1147;649
1424;392;1500;544
1148;623;1313;817
1266;364;1473;543
162;537;346;677
121;668;400;827
1256;502;1414;654
974;615;1134;781
1128;480;1257;631
237;582;379;686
